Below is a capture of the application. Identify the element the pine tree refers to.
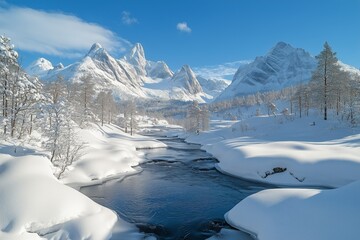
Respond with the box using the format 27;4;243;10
311;42;341;120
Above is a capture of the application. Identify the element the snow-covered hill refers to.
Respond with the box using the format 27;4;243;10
216;42;317;101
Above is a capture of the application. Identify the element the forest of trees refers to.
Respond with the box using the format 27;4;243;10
1;36;359;177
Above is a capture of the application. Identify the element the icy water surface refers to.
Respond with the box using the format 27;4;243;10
81;137;270;240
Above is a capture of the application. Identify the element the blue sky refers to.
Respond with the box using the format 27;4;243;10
1;0;359;70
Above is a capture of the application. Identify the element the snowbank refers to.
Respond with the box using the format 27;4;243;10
62;124;166;187
0;142;140;240
0;123;166;239
226;180;360;240
187;115;360;187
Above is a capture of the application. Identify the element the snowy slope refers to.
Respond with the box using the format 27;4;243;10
216;42;317;101
339;61;360;77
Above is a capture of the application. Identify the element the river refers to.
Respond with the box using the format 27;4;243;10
81;136;271;239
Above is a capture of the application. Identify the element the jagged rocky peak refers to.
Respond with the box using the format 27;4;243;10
124;43;147;75
86;42;110;61
147;60;173;79
26;57;53;76
89;42;103;53
54;63;64;70
270;41;293;53
172;65;203;94
128;43;145;59
33;58;53;69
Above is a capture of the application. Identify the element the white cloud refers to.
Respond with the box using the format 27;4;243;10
176;22;192;33
0;6;132;58
122;11;138;25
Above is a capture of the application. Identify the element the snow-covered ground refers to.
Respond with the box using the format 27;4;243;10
0;123;166;240
62;124;166;188
0;141;140;240
185;114;360;187
184;113;360;240
226;180;360;240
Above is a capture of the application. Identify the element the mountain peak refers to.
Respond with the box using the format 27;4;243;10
146;61;173;79
86;43;110;61
172;65;203;95
89;43;103;52
35;57;53;67
181;64;192;72
124;43;147;75
127;43;145;61
216;43;317;101
268;41;295;55
26;57;53;76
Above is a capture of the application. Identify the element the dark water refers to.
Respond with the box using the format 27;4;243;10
81;137;270;240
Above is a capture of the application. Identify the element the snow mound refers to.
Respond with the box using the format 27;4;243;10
226;180;360;240
0;142;118;240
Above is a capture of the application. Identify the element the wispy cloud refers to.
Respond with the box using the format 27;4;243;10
0;6;132;58
122;11;138;25
176;22;191;33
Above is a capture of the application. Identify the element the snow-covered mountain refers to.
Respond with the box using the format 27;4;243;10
171;65;202;95
26;43;211;102
26;58;54;76
339;61;360;78
193;60;250;82
166;65;211;102
146;60;173;79
123;43;147;76
193;61;251;99
216;42;317;101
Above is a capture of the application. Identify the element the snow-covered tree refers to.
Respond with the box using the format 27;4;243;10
120;100;137;135
185;101;209;133
67;75;95;126
43;77;84;178
0;36;43;138
95;90;117;126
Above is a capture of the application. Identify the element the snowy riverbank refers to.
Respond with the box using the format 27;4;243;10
0;123;166;240
184;114;360;240
62;124;166;189
185;115;360;187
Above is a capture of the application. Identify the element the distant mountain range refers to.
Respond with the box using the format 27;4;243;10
26;43;211;103
26;42;360;103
